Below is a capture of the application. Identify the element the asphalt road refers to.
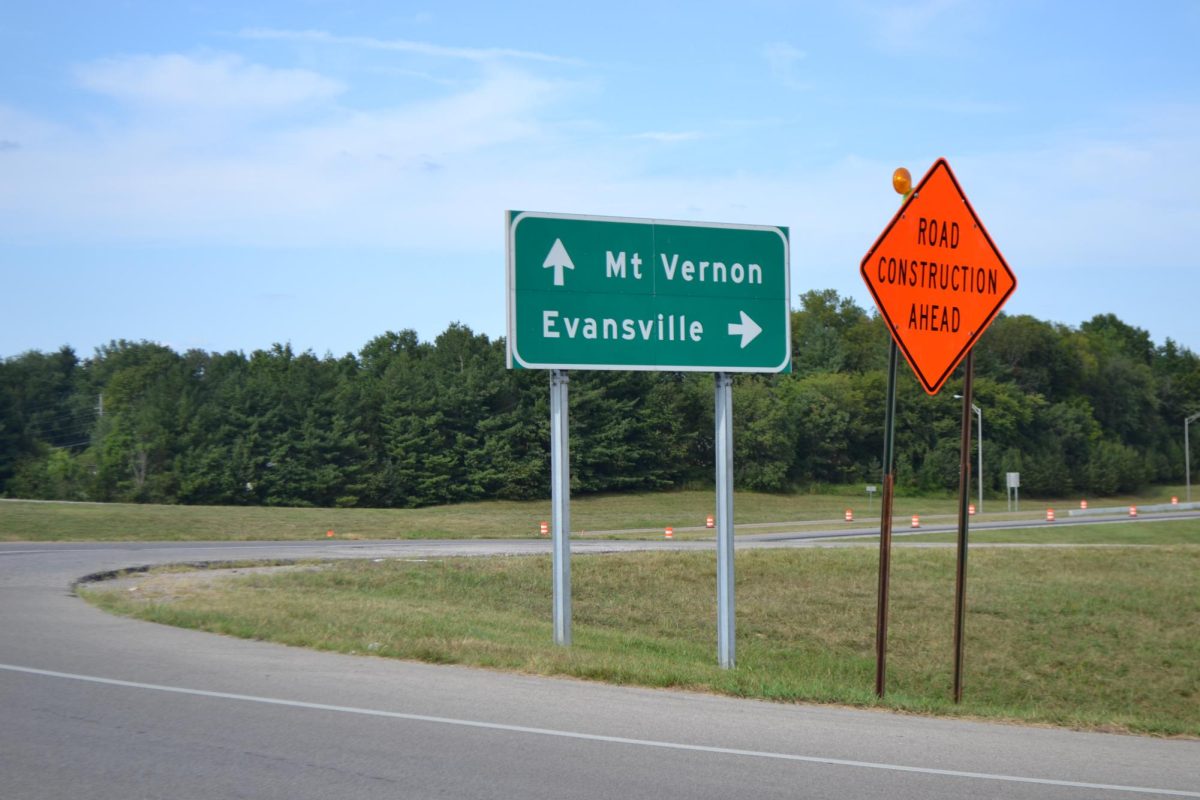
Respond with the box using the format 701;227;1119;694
1;534;1197;799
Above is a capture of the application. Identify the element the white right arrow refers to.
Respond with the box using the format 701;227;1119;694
727;310;762;348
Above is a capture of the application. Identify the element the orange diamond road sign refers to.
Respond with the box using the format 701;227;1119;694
861;158;1016;395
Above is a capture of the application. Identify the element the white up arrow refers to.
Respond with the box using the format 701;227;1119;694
727;311;762;348
543;238;575;286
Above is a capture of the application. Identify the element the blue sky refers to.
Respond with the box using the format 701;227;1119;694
2;1;1198;359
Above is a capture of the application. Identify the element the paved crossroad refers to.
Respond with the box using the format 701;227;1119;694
1;536;1196;799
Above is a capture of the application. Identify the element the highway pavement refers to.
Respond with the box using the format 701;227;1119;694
1;534;1197;799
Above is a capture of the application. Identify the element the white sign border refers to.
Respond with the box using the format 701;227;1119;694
506;210;792;373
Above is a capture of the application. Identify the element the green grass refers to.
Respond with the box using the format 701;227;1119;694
0;492;1008;542
2;485;1192;542
83;545;1200;736
894;518;1200;545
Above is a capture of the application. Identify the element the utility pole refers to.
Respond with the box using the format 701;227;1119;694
1187;413;1200;503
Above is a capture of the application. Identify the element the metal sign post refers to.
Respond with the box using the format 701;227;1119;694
550;369;571;645
875;339;899;697
953;351;975;703
715;373;736;669
872;167;910;699
1186;413;1199;503
974;405;983;513
508;209;791;666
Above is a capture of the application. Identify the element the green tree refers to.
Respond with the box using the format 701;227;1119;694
570;370;672;494
974;314;1081;398
87;341;185;502
733;376;797;491
791;290;885;375
785;372;873;484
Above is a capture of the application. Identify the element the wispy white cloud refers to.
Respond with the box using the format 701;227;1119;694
878;95;1012;115
240;28;583;66
361;66;460;87
762;42;810;90
4;90;1197;278
4;34;1198;324
857;0;979;55
0;55;570;247
0;102;70;143
629;131;703;143
76;53;344;110
956;128;1200;271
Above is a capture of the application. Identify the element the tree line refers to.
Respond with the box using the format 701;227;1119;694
2;290;1197;506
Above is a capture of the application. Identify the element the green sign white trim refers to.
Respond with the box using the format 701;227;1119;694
506;211;791;373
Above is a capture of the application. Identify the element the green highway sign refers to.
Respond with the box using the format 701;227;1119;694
506;211;791;372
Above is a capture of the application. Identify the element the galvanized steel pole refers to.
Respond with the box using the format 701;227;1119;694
1186;413;1199;503
550;369;571;646
976;405;983;513
715;372;736;669
955;396;983;514
1186;413;1199;504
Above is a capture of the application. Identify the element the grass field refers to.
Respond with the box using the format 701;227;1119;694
9;487;1196;734
82;524;1200;737
2;485;1193;541
894;518;1200;545
0;492;955;541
